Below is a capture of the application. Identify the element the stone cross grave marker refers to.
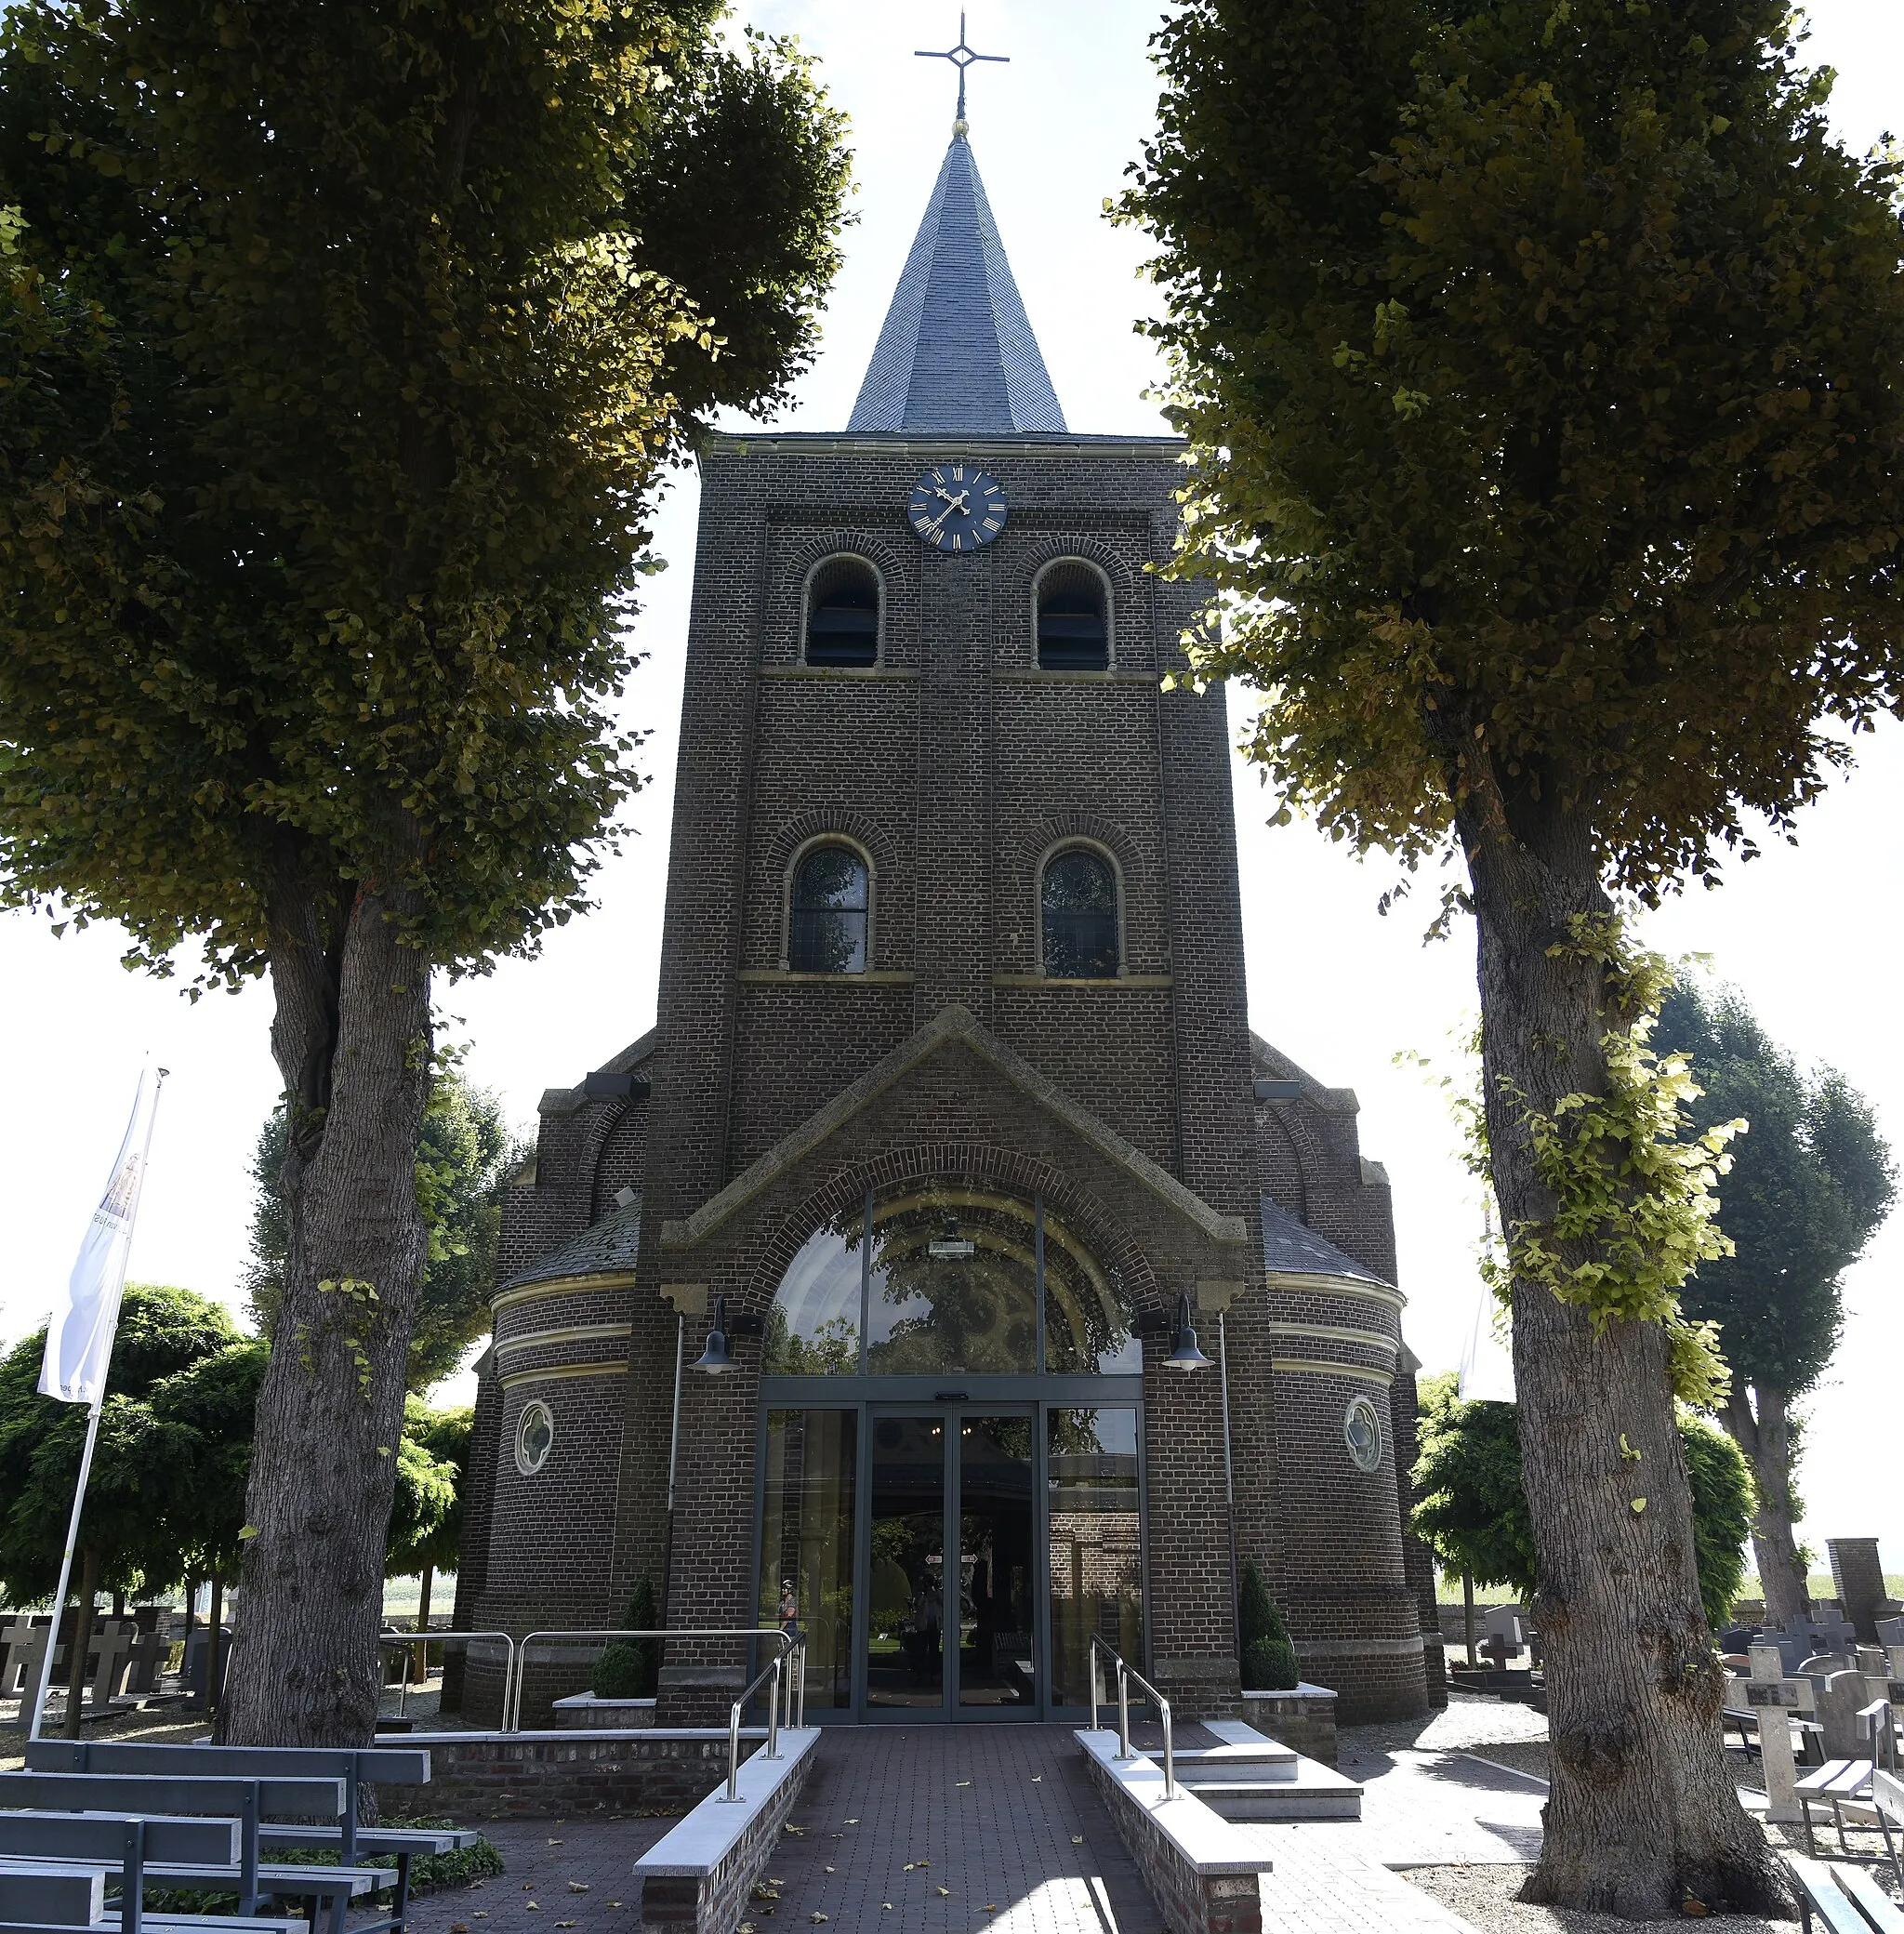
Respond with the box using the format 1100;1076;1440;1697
1;1614;57;1705
85;1620;137;1713
1746;1642;1811;1824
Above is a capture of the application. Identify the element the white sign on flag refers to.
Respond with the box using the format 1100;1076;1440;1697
40;1070;159;1404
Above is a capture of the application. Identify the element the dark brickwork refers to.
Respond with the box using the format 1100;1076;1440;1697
461;431;1429;1728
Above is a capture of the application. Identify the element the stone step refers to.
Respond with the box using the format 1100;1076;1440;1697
1173;1749;1299;1781
1171;1717;1301;1780
1185;1756;1364;1822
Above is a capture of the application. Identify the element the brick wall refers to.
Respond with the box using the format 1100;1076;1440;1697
638;1734;819;1934
1078;1743;1261;1934
461;430;1429;1731
410;1731;768;1821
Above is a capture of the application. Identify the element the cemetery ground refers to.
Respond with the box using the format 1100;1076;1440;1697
12;1677;1887;1934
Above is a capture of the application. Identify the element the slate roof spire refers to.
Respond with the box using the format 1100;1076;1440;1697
846;127;1067;436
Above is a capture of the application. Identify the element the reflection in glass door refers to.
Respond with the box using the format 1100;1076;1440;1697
865;1415;946;1708
757;1410;857;1709
760;1399;1144;1718
1047;1407;1144;1707
958;1415;1036;1706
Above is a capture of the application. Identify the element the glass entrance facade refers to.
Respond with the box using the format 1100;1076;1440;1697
756;1180;1145;1721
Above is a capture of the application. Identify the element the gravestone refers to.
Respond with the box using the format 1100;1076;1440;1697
1830;1539;1897;1645
1481;1607;1524;1655
1818;1667;1869;1760
1;1615;58;1705
84;1619;137;1711
122;1609;169;1695
1745;1643;1807;1824
183;1627;232;1709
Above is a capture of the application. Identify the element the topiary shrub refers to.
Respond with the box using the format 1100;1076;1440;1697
590;1575;659;1699
1237;1558;1301;1691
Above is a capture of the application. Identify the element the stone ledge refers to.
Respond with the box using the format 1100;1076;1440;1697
1238;1686;1338;1768
551;1693;659;1729
1076;1729;1263;1934
635;1728;820;1934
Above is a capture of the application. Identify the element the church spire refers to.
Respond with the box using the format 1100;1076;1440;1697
845;22;1066;436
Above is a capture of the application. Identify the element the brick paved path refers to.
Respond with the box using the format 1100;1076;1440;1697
760;1726;1160;1933
399;1728;1158;1934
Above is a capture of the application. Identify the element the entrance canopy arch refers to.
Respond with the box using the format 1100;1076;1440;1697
764;1173;1143;1380
754;1160;1152;1721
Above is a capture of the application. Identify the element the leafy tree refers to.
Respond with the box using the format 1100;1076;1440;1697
387;1402;472;1583
245;1071;520;1392
1413;1375;1754;1630
0;1;850;1749
0;1285;241;1731
145;1337;271;1586
0;1285;237;1606
1655;983;1895;1627
1121;0;1904;1911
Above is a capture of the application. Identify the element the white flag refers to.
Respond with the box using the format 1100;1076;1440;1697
40;1070;159;1404
1458;1278;1517;1404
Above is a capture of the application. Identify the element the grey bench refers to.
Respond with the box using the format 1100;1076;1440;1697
1799;1703;1902;1860
0;1848;307;1934
1786;1852;1904;1934
0;1774;340;1921
0;1802;380;1934
21;1744;438;1934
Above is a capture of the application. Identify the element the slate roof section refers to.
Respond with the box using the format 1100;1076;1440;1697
1260;1198;1395;1291
847;133;1066;435
502;1198;641;1292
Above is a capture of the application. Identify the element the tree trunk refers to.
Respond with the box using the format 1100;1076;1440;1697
217;862;432;1748
1456;771;1783;1917
206;1571;224;1715
1724;1384;1810;1631
1463;1570;1477;1667
62;1546;100;1740
413;1562;433;1685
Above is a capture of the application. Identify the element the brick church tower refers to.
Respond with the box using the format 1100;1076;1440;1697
454;107;1439;1729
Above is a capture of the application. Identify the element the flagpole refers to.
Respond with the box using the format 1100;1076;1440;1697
27;1397;107;1742
27;1067;167;1742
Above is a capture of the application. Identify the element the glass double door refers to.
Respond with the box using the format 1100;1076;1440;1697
866;1410;1037;1714
758;1398;1144;1722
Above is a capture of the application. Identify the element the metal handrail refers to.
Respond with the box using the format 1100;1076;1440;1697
721;1638;806;1803
377;1628;516;1728
1089;1634;1178;1799
506;1626;795;1733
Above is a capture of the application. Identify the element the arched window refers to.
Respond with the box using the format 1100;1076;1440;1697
805;556;880;668
1036;561;1110;671
1041;848;1118;979
788;844;869;974
760;1179;1140;1377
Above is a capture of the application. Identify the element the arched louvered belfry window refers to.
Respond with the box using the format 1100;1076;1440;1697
1040;847;1119;979
1036;561;1110;671
805;557;881;668
788;844;870;973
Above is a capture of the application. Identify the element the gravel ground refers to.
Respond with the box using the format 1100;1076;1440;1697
1408;1863;1794;1933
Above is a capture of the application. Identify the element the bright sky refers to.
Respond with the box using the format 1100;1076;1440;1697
1;2;1898;1575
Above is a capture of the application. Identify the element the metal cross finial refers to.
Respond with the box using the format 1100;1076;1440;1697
916;11;1007;132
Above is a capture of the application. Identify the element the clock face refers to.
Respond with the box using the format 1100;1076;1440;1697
907;466;1007;552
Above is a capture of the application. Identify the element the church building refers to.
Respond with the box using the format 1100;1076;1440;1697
453;99;1440;1729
